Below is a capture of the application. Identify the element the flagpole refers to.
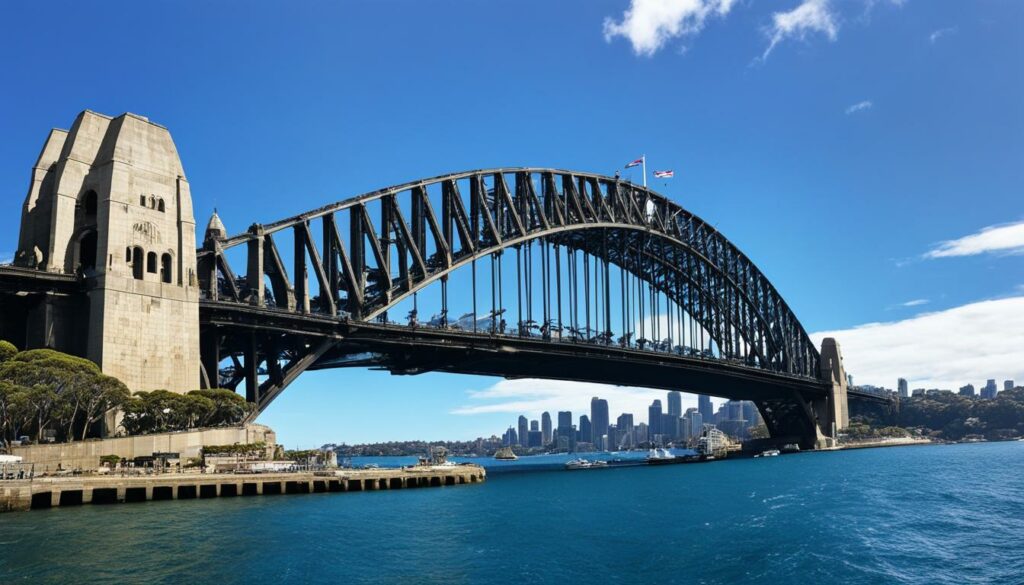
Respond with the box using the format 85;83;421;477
642;154;647;188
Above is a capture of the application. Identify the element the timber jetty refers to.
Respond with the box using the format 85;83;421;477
0;465;486;513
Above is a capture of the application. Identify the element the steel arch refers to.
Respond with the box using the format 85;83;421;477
198;168;820;388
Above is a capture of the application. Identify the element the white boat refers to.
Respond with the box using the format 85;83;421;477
565;458;608;470
755;449;781;458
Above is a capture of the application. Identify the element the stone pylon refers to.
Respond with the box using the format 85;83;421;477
15;110;200;394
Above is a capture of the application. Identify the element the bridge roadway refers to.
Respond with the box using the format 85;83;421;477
201;300;889;419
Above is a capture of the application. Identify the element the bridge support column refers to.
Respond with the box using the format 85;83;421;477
814;337;849;448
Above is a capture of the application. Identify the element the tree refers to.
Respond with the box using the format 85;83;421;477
0;380;31;445
75;376;130;440
188;389;252;426
0;340;17;363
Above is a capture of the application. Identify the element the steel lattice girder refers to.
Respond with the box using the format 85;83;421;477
197;168;821;380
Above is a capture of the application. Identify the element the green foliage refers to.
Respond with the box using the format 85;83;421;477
0;340;17;363
0;347;129;445
283;449;322;461
201;441;267;457
120;389;253;436
893;389;1024;441
99;454;121;467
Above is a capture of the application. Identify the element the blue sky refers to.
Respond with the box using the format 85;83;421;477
1;1;1022;447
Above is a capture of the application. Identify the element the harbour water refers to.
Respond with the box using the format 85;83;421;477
2;441;1022;584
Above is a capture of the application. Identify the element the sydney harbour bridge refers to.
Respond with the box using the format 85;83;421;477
0;111;890;450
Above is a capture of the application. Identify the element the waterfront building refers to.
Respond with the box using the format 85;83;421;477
661;414;679;442
959;384;976;397
541;412;552;445
698;394;713;422
518;415;529;447
667;391;682;417
981;379;998;399
591;397;609;451
898;378;909;398
648;400;663;438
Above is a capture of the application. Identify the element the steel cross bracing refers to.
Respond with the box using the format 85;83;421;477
197;168;821;412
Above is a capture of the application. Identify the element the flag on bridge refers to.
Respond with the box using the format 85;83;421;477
624;157;644;168
653;170;674;178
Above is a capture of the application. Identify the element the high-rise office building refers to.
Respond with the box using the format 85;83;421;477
661;414;679;442
1005;380;1016;391
959;384;976;397
667;391;682;416
981;379;998;399
686;409;703;440
557;411;575;452
591;397;610;450
741;401;762;427
541;412;552;445
636;422;649;444
579;415;592;445
527;430;543;448
698;395;713;423
648;400;663;439
898;378;909;398
530;419;539;432
617;413;634;448
503;426;518;446
518;415;529;447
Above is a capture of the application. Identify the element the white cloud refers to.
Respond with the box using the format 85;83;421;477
602;0;736;57
811;296;1024;391
452;378;705;423
901;299;929;307
762;0;839;60
924;220;1024;259
845;100;873;114
929;26;957;44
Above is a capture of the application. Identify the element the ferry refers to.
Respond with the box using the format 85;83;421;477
565;458;608;470
493;447;518;460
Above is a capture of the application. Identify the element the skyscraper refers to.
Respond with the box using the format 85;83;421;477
591;397;609;450
1006;380;1016;391
698;394;713;423
667;391;682;416
648;399;663;439
617;413;634;448
541;412;552;445
557;411;575;452
981;379;998;399
898;378;909;398
579;415;592;445
686;409;703;440
959;384;976;397
530;419;539;432
518;415;529;447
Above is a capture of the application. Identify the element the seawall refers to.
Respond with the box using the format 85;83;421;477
0;465;486;513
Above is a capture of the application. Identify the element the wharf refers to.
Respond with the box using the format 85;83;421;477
0;465;486;513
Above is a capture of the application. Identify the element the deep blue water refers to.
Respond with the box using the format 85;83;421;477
1;442;1022;584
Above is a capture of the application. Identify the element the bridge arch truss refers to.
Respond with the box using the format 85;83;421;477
198;168;821;419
